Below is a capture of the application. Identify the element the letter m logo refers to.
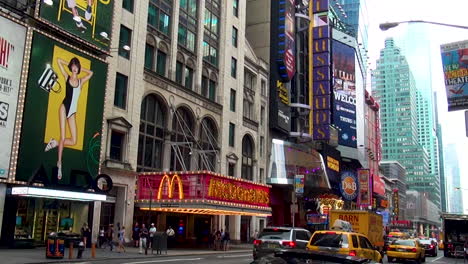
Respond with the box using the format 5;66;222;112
157;174;184;199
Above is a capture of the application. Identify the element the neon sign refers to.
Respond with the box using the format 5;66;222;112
157;174;184;200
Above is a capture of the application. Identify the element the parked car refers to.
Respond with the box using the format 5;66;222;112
306;220;383;263
250;249;379;264
253;227;312;260
386;239;425;263
419;239;437;257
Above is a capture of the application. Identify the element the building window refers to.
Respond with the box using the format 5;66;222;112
119;25;131;59
243;98;254;120
208;80;216;101
144;43;155;70
203;1;220;66
201;72;217;102
110;130;125;161
259;168;264;183
230;89;236;112
156;50;167;76
261;79;266;96
231;57;237;78
178;0;197;52
148;0;171;35
199;117;218;171
242;135;254;181
260;136;264;157
233;0;239;17
244;69;256;90
114;73;128;109
176;61;183;84
232;26;238;47
122;0;133;13
171;107;195;171
260;106;265;126
229;123;235;147
185;66;194;90
228;163;235;177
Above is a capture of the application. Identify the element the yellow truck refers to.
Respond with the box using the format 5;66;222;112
329;210;384;249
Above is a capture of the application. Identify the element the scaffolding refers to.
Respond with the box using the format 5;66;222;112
168;104;219;172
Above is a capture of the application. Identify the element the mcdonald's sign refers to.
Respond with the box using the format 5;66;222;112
157;174;184;200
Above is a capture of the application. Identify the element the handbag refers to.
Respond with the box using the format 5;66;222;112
38;65;61;93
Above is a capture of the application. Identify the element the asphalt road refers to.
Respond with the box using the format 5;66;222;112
385;250;461;263
77;253;254;264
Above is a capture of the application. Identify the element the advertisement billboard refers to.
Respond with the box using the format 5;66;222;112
440;40;468;111
38;0;114;50
0;16;26;179
358;169;372;207
16;32;107;187
276;0;295;82
332;40;357;147
339;171;358;201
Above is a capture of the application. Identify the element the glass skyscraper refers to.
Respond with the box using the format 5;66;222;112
372;38;434;205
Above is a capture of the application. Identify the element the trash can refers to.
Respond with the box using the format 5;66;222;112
152;232;167;255
46;233;65;259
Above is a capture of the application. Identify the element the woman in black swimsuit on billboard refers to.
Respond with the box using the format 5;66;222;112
45;57;93;179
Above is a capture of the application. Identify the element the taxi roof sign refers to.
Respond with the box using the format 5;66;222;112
331;219;353;232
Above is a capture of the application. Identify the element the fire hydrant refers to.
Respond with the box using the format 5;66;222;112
77;242;85;259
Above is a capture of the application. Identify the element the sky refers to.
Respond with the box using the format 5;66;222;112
365;0;468;212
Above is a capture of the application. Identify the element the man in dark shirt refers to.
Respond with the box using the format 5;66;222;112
139;224;149;254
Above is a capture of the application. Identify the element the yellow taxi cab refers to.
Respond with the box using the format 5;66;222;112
388;231;409;239
306;220;383;263
387;239;425;263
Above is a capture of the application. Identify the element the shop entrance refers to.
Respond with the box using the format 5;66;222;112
241;216;251;242
194;216;211;246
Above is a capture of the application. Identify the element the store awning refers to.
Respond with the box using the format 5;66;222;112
135;171;272;217
11;187;107;201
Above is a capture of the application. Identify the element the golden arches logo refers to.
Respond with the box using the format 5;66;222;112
157;174;184;200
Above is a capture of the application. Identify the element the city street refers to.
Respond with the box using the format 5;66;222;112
83;253;253;264
385;250;460;264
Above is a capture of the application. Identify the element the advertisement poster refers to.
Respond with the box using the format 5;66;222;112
39;0;114;50
339;171;358;201
0;17;26;178
357;169;371;207
332;40;357;147
440;40;468;111
16;32;107;186
294;174;304;195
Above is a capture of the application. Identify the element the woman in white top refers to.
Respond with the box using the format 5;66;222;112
118;226;126;253
45;57;93;179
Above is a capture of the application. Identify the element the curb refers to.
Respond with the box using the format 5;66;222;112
27;249;252;264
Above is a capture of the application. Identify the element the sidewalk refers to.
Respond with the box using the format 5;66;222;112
2;244;253;264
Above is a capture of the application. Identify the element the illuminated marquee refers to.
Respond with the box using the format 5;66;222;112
157;174;184;200
326;156;340;172
208;178;269;205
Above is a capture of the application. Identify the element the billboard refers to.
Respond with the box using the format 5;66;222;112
16;32;107;188
38;0;114;50
440;40;468;111
358;169;372;207
339;170;358;201
332;40;357;147
276;0;295;82
0;17;26;179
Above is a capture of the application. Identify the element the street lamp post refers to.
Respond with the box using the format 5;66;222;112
379;20;468;31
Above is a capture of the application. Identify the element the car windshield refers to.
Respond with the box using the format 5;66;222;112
310;233;349;248
258;229;291;240
393;240;415;246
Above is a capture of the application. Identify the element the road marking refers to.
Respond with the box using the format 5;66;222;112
217;254;252;258
122;258;203;264
431;256;444;262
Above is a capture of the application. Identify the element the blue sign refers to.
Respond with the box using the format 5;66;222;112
339;171;358;201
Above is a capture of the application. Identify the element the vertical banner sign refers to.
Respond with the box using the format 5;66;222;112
392;189;399;220
357;169;371;207
312;25;331;140
295;174;305;195
333;40;357;147
440;40;468;111
38;0;115;50
16;32;107;187
277;0;296;82
0;17;26;179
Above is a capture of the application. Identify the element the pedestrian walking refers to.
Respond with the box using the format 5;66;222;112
98;226;105;248
166;226;175;248
149;223;157;248
139;224;149;254
106;224;115;251
208;230;215;249
133;222;140;247
118;226;126;253
214;229;221;250
222;231;230;251
80;223;91;248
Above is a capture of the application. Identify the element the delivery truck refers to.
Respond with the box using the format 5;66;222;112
329;210;384;249
441;213;468;257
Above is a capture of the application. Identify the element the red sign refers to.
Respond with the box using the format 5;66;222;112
137;171;271;207
358;169;372;207
373;173;385;196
